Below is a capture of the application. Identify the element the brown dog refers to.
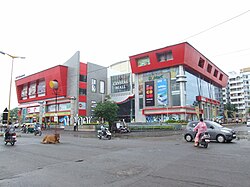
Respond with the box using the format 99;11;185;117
41;134;60;144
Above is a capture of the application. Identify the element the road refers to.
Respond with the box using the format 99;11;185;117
0;126;250;187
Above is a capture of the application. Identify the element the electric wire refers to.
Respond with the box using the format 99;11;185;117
179;10;250;42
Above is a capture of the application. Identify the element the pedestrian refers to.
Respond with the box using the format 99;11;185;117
74;121;76;131
76;120;78;131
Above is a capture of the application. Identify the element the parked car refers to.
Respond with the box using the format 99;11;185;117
247;119;250;127
184;120;236;143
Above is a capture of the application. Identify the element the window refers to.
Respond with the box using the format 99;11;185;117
157;51;173;62
219;73;223;81
21;84;28;99
139;97;143;109
213;69;218;77
137;57;150;67
28;82;36;98
207;64;212;73
100;80;105;94
79;88;87;95
198;58;205;68
80;75;87;82
91;79;97;92
37;79;45;97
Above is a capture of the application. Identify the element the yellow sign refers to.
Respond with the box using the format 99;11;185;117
45;111;70;117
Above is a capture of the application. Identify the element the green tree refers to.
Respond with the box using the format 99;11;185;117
224;103;238;118
93;100;119;129
10;107;19;123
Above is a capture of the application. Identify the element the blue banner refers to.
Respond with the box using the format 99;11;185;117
157;79;168;106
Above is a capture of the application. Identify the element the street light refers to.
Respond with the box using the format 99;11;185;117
0;51;25;126
49;80;59;133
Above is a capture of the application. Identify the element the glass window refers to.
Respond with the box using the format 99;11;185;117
38;80;45;97
21;84;28;99
79;88;87;95
172;95;180;106
171;80;180;91
157;51;173;62
28;82;36;98
198;58;205;68
213;69;218;77
207;64;212;73
80;75;87;82
139;97;143;109
137;57;150;67
219;74;223;81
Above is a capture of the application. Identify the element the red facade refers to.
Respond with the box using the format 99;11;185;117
16;65;68;103
130;42;228;88
79;63;87;116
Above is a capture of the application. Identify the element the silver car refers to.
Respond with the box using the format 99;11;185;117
184;120;236;143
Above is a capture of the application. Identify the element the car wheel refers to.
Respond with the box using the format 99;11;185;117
216;135;225;143
184;134;193;142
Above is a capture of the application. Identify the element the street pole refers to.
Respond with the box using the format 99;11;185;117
49;80;59;134
7;58;14;126
0;51;25;126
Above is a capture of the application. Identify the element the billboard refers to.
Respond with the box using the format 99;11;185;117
145;81;155;106
111;73;130;93
157;79;168;106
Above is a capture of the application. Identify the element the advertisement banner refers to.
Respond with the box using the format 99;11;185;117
157;79;168;106
145;81;155;106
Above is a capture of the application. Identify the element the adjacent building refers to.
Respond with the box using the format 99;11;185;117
107;60;135;122
222;67;250;119
15;52;107;125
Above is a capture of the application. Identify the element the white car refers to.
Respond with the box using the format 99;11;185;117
247;119;250;127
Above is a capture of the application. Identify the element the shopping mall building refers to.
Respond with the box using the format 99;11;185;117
15;52;107;125
129;42;228;122
15;42;228;124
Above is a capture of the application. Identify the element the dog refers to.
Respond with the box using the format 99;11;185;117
41;133;60;144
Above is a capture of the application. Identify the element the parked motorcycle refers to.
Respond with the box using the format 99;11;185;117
4;127;17;146
97;128;112;140
117;126;131;133
196;132;210;148
34;126;42;136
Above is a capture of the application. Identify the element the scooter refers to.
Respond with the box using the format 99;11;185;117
97;128;112;140
196;132;210;148
117;126;131;133
34;126;42;136
4;131;17;146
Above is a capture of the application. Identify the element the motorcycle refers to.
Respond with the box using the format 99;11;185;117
34;126;42;136
196;132;210;148
117;126;131;133
97;128;112;140
4;128;17;146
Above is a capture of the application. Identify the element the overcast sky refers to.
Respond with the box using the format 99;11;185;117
0;0;249;112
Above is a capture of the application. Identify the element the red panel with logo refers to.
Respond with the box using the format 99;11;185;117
15;65;68;103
